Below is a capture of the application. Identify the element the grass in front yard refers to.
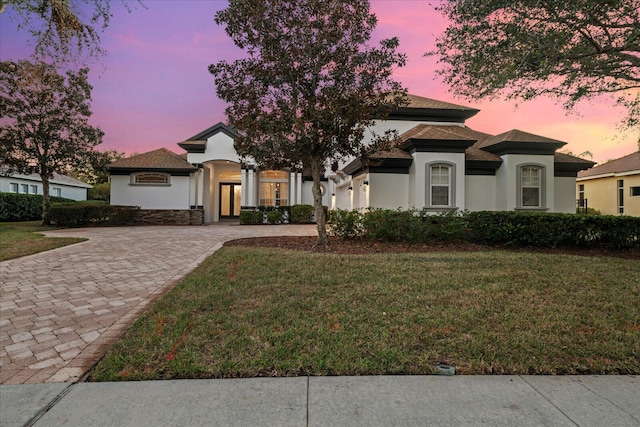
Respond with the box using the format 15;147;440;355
0;221;86;261
90;247;640;380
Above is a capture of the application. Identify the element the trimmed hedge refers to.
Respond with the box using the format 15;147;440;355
467;211;640;250
290;204;314;224
48;204;140;227
328;208;640;250
0;193;75;222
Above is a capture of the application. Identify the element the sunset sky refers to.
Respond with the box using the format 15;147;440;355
1;0;636;164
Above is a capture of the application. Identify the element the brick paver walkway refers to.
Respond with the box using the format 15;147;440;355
0;224;315;384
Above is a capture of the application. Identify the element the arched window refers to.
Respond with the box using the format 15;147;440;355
426;162;456;208
259;170;288;206
132;173;170;185
518;164;545;209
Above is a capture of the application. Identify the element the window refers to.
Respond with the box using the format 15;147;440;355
51;188;61;197
219;171;241;181
618;180;624;214
132;173;170;185
578;184;584;201
518;165;545;209
631;186;640;197
9;183;18;193
259;170;288;206
30;185;38;194
20;184;28;194
427;163;455;208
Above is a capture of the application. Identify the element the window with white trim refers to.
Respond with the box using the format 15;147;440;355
259;170;288;206
518;165;545;209
427;163;455;208
20;184;28;194
618;179;624;214
9;183;18;193
30;185;38;194
132;173;170;185
51;187;61;197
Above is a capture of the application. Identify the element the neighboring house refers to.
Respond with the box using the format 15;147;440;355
0;171;92;201
108;94;595;223
576;152;640;216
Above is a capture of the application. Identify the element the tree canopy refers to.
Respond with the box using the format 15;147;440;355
210;0;407;246
0;60;104;223
431;0;640;131
1;0;141;64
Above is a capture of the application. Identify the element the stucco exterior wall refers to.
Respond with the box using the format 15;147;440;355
465;176;496;211
368;173;409;210
187;132;241;165
301;181;330;207
411;152;466;209
554;177;579;213
110;175;191;209
495;154;555;211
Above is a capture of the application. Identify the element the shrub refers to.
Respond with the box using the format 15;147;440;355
239;210;263;225
328;209;364;238
0;193;75;222
89;183;110;201
466;211;640;250
48;204;139;227
266;210;283;224
424;210;469;243
290;204;314;223
363;208;418;242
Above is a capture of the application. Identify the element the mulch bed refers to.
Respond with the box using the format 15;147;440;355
224;235;640;259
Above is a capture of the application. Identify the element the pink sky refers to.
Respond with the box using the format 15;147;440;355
0;0;636;164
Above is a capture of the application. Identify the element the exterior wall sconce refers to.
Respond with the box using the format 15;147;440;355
363;180;369;191
348;186;353;192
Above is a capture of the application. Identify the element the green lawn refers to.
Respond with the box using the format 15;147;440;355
90;246;640;380
0;221;86;261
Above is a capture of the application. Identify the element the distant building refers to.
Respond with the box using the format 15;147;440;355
576;152;640;216
0;171;92;201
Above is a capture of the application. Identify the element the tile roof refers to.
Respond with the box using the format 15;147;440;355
405;94;478;112
476;129;567;149
578;151;640;178
401;124;489;142
107;148;196;171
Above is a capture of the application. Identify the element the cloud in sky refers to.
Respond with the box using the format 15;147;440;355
0;0;636;163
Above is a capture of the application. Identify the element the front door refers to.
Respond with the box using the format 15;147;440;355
220;183;241;218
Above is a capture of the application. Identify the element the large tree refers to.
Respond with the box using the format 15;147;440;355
68;148;126;185
1;0;141;64
210;0;407;246
0;60;104;223
431;0;640;131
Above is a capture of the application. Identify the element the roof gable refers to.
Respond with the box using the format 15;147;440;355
178;122;240;153
185;122;240;141
476;129;567;155
401;124;488;153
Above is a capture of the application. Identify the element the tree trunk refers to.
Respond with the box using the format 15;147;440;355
41;175;51;225
310;159;328;248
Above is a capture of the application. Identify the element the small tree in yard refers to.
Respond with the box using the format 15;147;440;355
210;0;407;247
0;60;104;224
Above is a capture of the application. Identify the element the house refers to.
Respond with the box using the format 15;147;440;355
0;171;92;201
576;152;640;216
108;94;595;223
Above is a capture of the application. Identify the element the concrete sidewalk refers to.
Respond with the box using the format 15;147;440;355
1;375;639;426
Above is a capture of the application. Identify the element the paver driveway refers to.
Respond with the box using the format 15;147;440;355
0;224;315;384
